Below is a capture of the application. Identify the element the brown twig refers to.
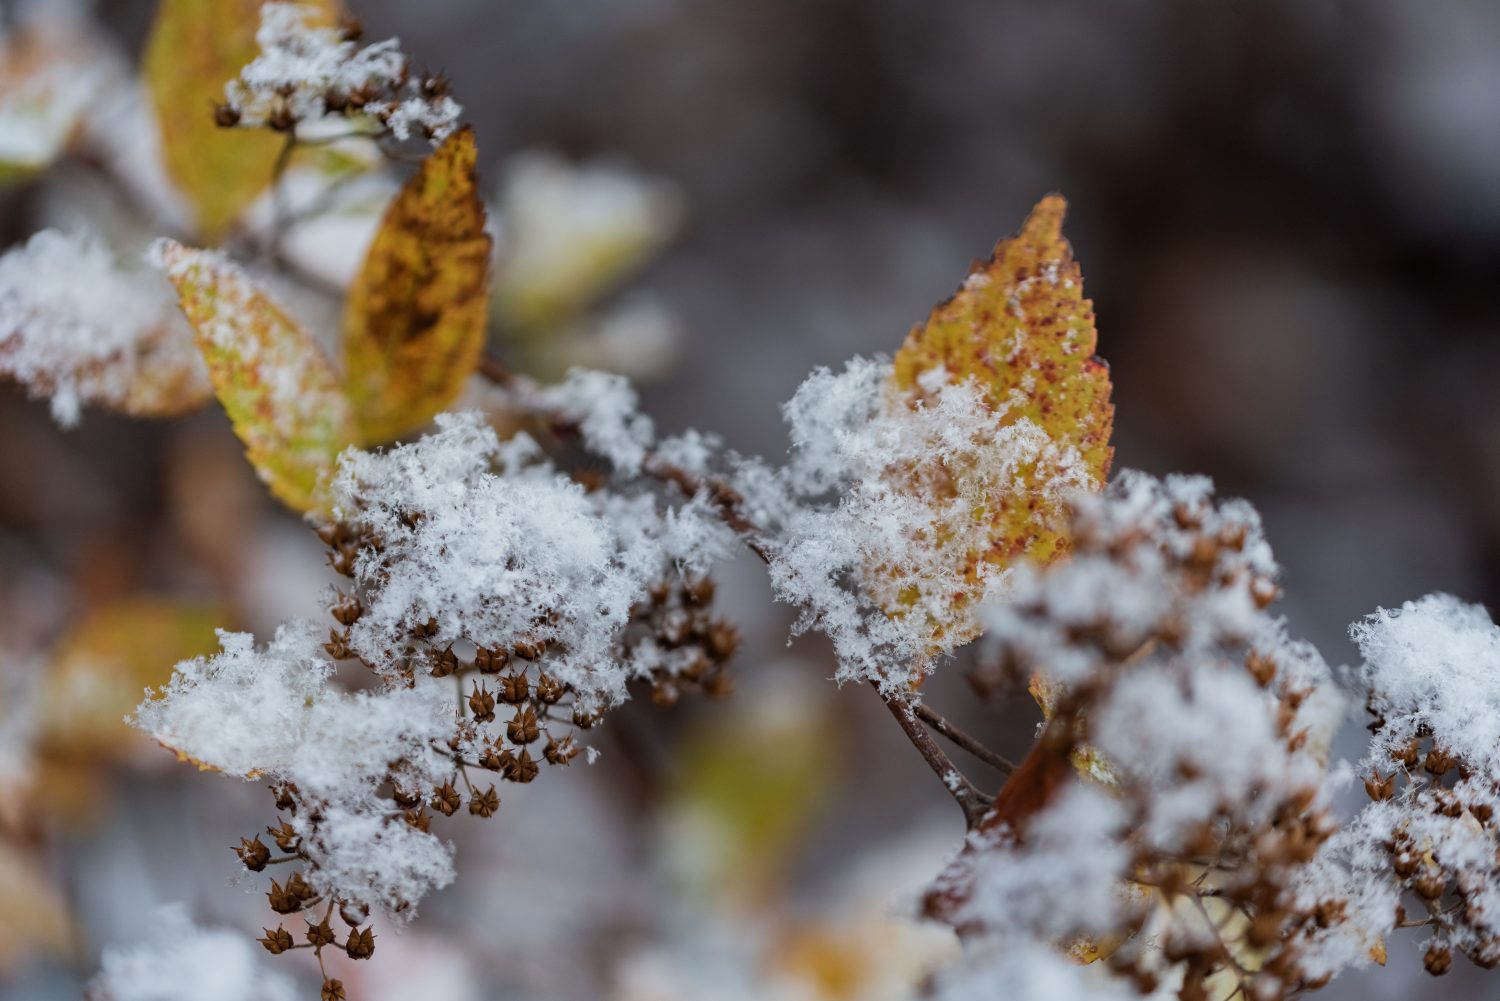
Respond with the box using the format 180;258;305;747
879;686;994;829
913;702;1016;776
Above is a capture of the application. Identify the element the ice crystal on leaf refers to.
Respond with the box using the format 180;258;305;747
737;357;1097;694
0;228;209;426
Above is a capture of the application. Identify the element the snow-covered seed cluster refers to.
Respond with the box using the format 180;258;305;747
1291;594;1500;980
135;412;738;988
219;3;461;144
927;472;1346;1000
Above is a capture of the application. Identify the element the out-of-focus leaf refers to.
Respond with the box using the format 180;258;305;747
36;597;224;763
0;840;71;973
143;0;336;242
668;682;833;910
156;240;356;514
341;127;490;444
491;150;682;334
0;21;113;180
879;195;1114;649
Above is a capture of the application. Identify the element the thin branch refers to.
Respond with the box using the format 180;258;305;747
913;702;1016;776
878;685;993;829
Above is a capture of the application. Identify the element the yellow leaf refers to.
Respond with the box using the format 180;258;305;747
37;597;225;764
143;0;336;242
878;195;1114;649
341;127;491;444
156;240;356;514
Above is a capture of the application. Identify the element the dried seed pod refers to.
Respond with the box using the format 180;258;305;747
544;736;579;765
1424;943;1453;976
499;672;529;704
683;575;715;606
507;706;539;745
235;836;271;871
468;785;500;818
267;821;300;852
306;918;337;948
267;879;300;915
431;646;459;678
468;683;496;723
259;926;294;955
431;781;461;816
502;748;539;783
322;979;347;1001
345;926;376;960
338;901;368;927
535;672;565;704
213;102;241;128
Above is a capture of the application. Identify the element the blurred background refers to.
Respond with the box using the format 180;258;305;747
3;0;1499;998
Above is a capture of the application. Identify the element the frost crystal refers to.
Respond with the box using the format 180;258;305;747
89;905;298;1001
227;3;460;144
0;228;208;425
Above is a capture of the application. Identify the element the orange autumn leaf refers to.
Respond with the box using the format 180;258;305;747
144;0;337;242
875;195;1114;650
341;127;491;445
155;240;356;514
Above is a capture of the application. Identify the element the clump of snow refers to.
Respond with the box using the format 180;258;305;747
0;7;116;171
88;905;298;1001
133;623;456;917
948;783;1133;944
227;3;460;144
536;368;654;474
1354;593;1500;773
333;412;734;709
1289;594;1500;975
0;228;208;425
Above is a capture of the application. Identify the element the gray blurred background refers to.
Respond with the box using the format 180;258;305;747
4;1;1500;999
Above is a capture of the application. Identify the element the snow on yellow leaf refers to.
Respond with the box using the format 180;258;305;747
144;0;336;242
341;127;491;444
155;240;356;515
879;195;1114;649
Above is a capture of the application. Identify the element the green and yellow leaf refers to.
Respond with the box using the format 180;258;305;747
341;127;491;444
156;240;356;514
878;195;1114;649
143;0;336;242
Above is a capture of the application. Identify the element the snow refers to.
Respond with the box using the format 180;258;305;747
734;356;1098;693
952;783;1133;943
226;3;460;144
333;412;733;709
133;622;456;917
0;228;208;425
536;367;655;474
88;905;299;1001
1353;592;1500;774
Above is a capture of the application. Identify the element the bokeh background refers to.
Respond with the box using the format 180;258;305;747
3;1;1499;998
